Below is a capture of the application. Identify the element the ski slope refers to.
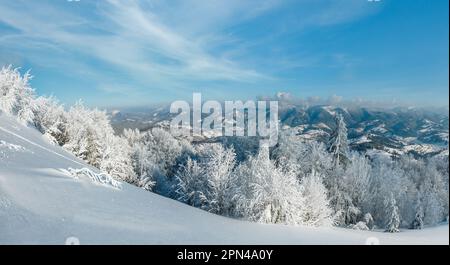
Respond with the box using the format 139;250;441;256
0;113;448;245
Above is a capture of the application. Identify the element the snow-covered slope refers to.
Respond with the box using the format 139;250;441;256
0;113;448;245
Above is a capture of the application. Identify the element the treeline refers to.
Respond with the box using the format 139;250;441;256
1;65;448;232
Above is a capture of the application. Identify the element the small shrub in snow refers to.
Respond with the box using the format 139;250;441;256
364;213;374;230
352;221;369;231
68;168;122;189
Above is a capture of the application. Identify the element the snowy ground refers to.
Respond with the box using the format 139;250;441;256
0;113;448;245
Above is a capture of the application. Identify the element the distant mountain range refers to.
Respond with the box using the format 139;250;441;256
109;101;449;159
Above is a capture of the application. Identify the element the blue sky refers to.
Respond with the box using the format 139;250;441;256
0;0;448;107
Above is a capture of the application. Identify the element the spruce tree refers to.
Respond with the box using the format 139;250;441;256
327;113;349;166
385;193;400;233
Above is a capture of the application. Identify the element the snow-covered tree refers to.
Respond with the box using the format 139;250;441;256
175;144;236;214
344;152;371;207
326;177;355;226
300;169;334;226
384;193;400;233
63;100;135;183
327;113;349;166
201;144;237;214
33;96;68;145
221;136;259;163
420;178;444;226
123;129;156;190
234;147;304;225
398;154;447;225
145;128;185;175
398;155;426;186
273;132;333;179
367;156;413;228
0;65;36;124
411;192;424;229
99;133;136;183
328;151;371;226
64;101;105;166
135;128;192;195
425;157;449;219
175;157;208;208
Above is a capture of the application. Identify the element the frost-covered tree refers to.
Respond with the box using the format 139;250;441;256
271;131;305;167
344;152;371;206
420;178;444;226
411;192;424;229
300;169;334;226
0;65;36;124
327;113;349;166
398;154;447;225
221;136;259;163
368;156;409;227
175;144;236;214
1;67;137;184
301;141;334;176
175;157;208;208
431;156;449;188
234;147;304;225
329;151;371;226
201;144;237;214
64;100;135;183
273;132;333;179
64;101;105;166
148;129;184;173
326;175;354;226
274;133;366;226
384;193;400;233
425;157;449;218
99;133;136;183
134;128;192;195
33;96;68;145
123;129;156;190
398;155;426;186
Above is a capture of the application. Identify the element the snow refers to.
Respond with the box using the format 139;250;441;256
350;135;371;144
436;149;449;157
314;123;330;130
354;127;364;133
402;144;440;155
370;124;388;134
437;132;449;143
322;106;336;116
0;140;26;152
298;129;328;140
0;113;448;245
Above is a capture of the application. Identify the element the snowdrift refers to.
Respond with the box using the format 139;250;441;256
0;113;448;244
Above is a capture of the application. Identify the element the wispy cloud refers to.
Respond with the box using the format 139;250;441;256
0;1;267;86
0;0;382;104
